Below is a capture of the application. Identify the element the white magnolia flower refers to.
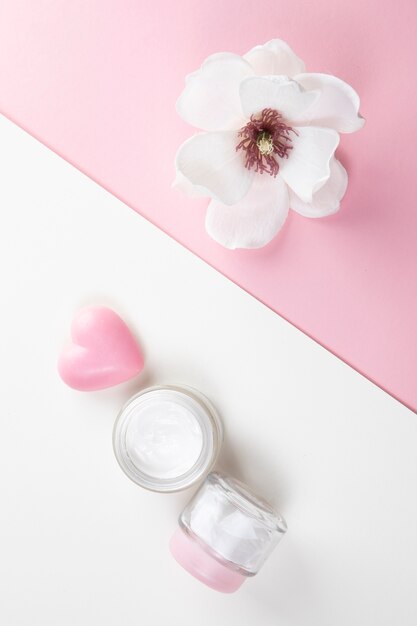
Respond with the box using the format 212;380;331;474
174;39;364;249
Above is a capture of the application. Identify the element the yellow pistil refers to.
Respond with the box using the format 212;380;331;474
256;131;274;156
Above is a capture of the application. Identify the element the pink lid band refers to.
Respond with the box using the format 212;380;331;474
169;528;246;593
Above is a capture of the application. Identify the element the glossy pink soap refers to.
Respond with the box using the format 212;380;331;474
58;306;144;391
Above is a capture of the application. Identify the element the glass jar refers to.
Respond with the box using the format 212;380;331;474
113;385;222;492
170;472;287;592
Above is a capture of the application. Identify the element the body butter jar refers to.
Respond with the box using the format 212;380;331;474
113;385;222;492
170;472;287;593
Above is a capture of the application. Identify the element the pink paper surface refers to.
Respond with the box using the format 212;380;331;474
1;0;416;411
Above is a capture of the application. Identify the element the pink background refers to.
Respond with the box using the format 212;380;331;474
0;0;416;411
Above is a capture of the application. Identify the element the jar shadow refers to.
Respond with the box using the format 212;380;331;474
244;540;318;622
215;433;290;511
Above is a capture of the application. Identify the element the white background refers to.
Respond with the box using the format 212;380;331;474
1;115;416;626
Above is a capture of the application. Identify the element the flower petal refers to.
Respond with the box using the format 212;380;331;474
240;76;318;123
172;170;208;198
176;53;253;132
205;173;289;249
294;73;365;133
175;131;253;205
279;126;339;203
244;39;305;77
289;158;348;217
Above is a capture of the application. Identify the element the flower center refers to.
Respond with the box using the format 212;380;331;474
256;131;274;156
236;108;296;177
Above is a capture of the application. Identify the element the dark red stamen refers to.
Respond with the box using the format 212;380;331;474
236;108;296;177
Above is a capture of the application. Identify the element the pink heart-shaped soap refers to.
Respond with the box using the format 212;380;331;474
58;306;144;391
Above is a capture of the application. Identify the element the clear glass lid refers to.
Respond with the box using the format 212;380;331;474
179;472;287;574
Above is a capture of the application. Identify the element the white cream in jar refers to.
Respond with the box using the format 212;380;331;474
113;386;222;492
